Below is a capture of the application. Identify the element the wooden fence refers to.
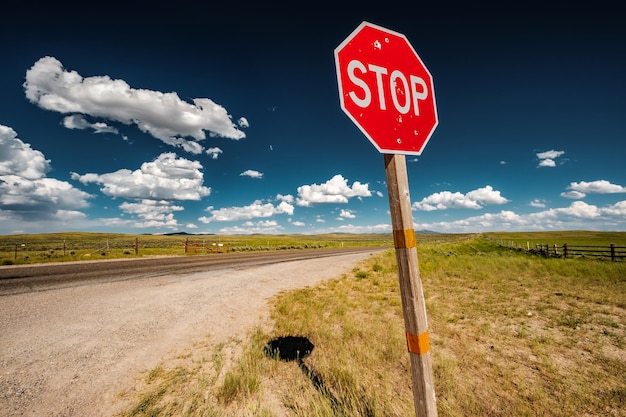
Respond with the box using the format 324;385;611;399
183;238;230;254
2;238;141;262
531;243;626;262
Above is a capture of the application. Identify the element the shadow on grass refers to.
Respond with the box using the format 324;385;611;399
264;336;347;416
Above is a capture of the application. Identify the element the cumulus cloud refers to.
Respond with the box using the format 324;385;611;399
561;190;587;200
339;209;356;219
296;174;372;207
415;200;626;233
536;149;565;168
562;180;626;199
413;185;509;211
24;56;246;154
240;169;263;179
277;194;294;203
62;114;119;134
217;220;284;234
206;147;223;160
602;200;626;216
118;200;183;229
71;152;211;201
237;117;249;128
529;199;546;208
0;125;93;231
198;198;294;223
0;125;50;180
317;223;392;234
0;124;92;224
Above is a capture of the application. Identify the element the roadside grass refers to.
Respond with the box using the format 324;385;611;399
486;230;626;248
0;232;472;265
116;235;626;416
0;232;390;264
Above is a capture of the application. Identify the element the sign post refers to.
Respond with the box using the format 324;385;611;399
335;21;438;416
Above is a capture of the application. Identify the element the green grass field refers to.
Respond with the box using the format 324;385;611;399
114;231;626;417
485;230;626;247
0;232;472;265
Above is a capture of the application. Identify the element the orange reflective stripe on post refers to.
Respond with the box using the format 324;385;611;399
406;331;430;355
393;229;416;249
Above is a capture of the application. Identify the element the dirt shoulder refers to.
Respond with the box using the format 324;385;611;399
0;251;382;417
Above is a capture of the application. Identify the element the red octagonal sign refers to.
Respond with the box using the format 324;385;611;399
335;21;438;155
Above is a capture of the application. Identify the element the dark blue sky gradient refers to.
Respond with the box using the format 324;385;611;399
1;1;624;234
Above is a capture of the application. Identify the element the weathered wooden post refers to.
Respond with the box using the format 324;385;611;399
385;153;437;416
610;243;615;262
563;243;568;258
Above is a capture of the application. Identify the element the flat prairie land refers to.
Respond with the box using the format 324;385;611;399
0;232;471;265
486;230;626;247
116;233;626;417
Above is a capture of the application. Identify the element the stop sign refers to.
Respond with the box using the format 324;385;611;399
335;22;438;155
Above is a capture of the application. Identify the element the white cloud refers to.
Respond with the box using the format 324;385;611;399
206;147;223;160
243;220;277;228
217;221;284;234
602;200;626;216
296;174;372;207
71;152;211;201
414;200;626;233
567;180;626;195
240;169;263;179
62;114;119;135
339;209;356;219
556;201;601;218
238;117;249;128
277;194;294;203
0;124;92;224
538;159;556;167
536;149;565;168
413;185;509;211
561;190;586;199
24;56;246;153
317;223;392;234
0;125;50;180
198;199;294;223
118;200;183;229
529;199;546;208
0;175;91;211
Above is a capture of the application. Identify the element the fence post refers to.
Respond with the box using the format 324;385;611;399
184;237;188;254
610;243;615;262
563;243;568;258
553;244;558;256
135;237;139;255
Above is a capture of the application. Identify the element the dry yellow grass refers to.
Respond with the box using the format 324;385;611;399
117;235;626;416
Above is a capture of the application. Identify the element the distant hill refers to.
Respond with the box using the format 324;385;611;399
161;232;216;236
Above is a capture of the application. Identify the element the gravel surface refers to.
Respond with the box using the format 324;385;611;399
0;251;381;417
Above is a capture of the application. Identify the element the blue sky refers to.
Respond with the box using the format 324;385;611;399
1;2;624;235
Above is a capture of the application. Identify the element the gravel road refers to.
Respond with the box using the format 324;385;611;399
0;250;382;417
